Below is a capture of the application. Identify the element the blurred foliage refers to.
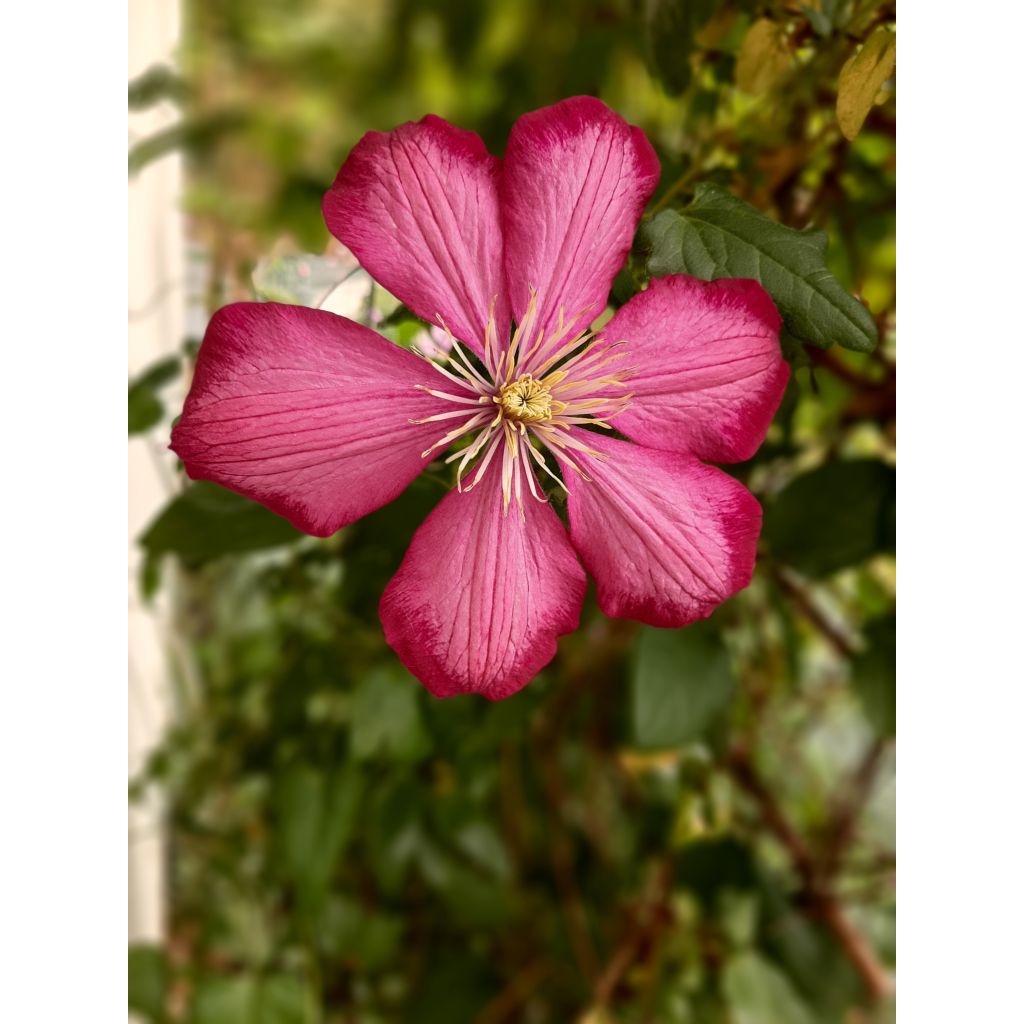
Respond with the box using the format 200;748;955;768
129;0;895;1020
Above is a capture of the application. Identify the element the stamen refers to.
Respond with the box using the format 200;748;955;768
412;290;631;509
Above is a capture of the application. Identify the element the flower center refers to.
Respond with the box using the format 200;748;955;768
497;375;553;424
414;288;633;514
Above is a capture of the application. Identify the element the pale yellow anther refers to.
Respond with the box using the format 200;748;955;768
496;374;554;424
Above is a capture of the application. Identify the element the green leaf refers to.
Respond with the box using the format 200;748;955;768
139;483;304;566
320;896;403;968
851;614;896;735
189;974;312;1024
272;763;361;909
128;356;181;435
641;185;878;352
128;64;189;110
837;28;896;140
630;621;736;749
350;667;431;762
723;952;817;1024
128;944;167;1022
763;459;895;576
645;0;723;94
128;386;164;434
128;112;246;176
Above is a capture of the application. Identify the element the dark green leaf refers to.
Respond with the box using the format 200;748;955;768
128;112;247;176
640;185;878;352
851;614;896;735
139;483;304;566
128;357;180;434
128;64;189;109
763;459;895;576
630;621;736;749
320;896;403;968
128;386;164;434
128;944;167;1022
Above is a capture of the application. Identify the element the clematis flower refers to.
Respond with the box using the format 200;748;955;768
171;97;789;700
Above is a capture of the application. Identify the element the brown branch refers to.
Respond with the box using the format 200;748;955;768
772;566;858;659
819;737;890;878
589;859;674;1012
475;959;551;1024
727;744;894;1002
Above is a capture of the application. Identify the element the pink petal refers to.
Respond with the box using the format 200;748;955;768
323;116;508;357
380;469;586;700
170;302;452;537
559;434;761;628
609;275;788;462
502;96;659;348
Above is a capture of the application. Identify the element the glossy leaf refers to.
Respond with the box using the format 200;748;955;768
641;185;878;352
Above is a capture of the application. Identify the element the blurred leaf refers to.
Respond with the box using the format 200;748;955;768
723;952;817;1024
128;387;163;435
273;763;361;909
351;668;431;762
851;614;896;735
406;952;496;1024
128;357;180;435
763;459;895;576
735;19;791;94
139;483;304;566
128;64;189;109
128;112;247;176
645;0;722;94
320;896;402;968
630;621;736;749
418;841;514;928
189;974;312;1024
757;875;866;1018
837;29;896;140
641;185;878;352
128;944;167;1023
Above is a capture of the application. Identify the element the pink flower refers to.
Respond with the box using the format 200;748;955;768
171;97;789;700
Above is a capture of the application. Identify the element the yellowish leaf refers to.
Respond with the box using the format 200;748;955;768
735;19;791;95
836;28;896;140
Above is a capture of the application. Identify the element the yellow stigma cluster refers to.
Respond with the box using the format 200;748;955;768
497;375;554;423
